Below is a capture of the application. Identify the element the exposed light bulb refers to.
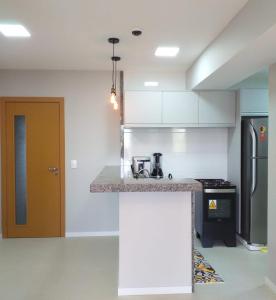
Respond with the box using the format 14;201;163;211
110;92;116;104
110;86;116;104
113;100;119;110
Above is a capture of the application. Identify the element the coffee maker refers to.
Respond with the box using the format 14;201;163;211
132;156;151;177
151;153;163;178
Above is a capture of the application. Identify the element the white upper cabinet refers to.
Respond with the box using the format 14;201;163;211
240;89;269;115
162;92;198;124
124;90;236;127
124;91;162;124
198;91;236;126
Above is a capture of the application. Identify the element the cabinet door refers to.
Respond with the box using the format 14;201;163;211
240;89;269;115
124;91;162;124
162;92;198;124
198;91;236;125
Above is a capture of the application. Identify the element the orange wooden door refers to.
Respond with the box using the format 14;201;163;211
4;100;64;237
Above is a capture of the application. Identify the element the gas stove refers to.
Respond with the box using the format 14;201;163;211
196;179;235;189
195;178;237;248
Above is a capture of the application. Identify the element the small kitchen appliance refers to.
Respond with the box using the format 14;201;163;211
132;156;151;177
195;179;237;248
151;153;164;178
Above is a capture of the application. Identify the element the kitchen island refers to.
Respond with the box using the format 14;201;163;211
90;166;202;296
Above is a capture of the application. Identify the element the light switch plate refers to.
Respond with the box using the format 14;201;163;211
71;160;78;169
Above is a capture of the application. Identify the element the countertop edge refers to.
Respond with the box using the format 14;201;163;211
90;167;202;193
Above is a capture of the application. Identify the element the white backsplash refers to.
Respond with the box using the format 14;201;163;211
123;128;228;179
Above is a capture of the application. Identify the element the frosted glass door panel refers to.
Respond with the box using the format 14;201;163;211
14;115;27;225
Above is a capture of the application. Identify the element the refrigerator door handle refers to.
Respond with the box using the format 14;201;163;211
249;123;257;195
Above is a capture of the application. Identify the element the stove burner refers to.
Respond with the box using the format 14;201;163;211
196;179;233;188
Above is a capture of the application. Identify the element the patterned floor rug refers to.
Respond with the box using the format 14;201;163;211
194;249;224;284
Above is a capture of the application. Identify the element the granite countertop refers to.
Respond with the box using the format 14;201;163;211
90;166;202;193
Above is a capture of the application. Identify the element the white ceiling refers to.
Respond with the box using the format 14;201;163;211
0;0;248;71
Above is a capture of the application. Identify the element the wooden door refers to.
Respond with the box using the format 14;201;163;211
1;98;65;238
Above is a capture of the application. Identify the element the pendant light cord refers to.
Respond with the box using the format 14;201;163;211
112;43;115;89
115;56;117;91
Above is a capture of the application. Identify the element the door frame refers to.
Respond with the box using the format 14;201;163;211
0;97;65;238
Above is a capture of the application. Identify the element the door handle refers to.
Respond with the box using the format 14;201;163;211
251;158;257;195
249;123;257;195
48;167;59;175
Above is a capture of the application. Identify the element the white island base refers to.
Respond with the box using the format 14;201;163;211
118;191;193;296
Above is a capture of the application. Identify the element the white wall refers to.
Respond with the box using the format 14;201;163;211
267;65;276;286
124;71;186;91
227;96;241;232
0;70;120;235
124;128;228;179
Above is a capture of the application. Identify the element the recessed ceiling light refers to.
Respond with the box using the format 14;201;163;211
155;47;179;57
144;81;159;87
0;24;31;37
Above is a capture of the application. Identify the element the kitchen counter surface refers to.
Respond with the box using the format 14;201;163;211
90;166;202;193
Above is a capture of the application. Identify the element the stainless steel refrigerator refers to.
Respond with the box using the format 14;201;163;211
241;117;268;245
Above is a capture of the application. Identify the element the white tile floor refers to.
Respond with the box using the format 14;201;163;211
0;237;275;300
194;238;275;300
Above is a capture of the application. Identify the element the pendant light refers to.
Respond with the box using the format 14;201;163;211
108;37;121;110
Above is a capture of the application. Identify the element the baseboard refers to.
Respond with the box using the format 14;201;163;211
265;277;276;294
66;231;119;238
118;286;192;296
